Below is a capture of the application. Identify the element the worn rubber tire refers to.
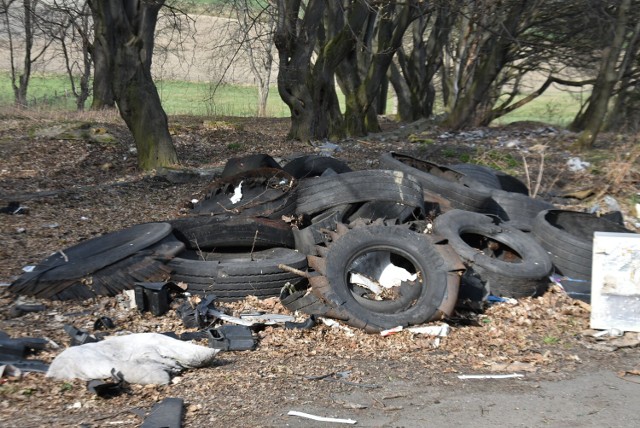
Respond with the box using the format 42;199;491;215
379;152;492;212
531;209;633;281
221;153;282;178
13;232;184;300
449;163;502;190
168;248;308;300
169;216;295;250
9;222;172;296
283;155;351;179
484;189;556;231
296;169;425;217
310;225;450;332
434;210;553;298
193;168;296;219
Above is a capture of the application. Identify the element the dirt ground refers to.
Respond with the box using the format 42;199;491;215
1;110;639;427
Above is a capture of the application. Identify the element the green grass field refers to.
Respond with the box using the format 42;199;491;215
0;72;291;117
0;72;584;126
492;90;586;127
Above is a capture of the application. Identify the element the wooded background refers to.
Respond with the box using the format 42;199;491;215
1;0;638;168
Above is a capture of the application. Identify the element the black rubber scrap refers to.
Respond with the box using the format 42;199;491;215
378;152;493;213
448;163;503;190
282;154;351;179
140;397;184;428
9;226;181;301
434;209;553;298
168;215;295;251
9;222;172;296
221;153;282;178
169;248;308;300
483;189;555;231
192;168;296;218
295;169;425;217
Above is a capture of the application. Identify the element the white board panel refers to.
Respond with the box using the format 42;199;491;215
590;231;640;332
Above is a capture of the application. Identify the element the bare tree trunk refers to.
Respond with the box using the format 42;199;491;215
235;1;275;118
274;0;344;140
605;15;640;132
88;1;115;109
570;0;632;148
337;1;425;136
392;2;457;122
89;0;177;170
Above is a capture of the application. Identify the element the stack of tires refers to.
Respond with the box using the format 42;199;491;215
9;151;636;331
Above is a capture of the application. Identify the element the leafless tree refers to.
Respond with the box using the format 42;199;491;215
0;0;55;106
37;0;92;111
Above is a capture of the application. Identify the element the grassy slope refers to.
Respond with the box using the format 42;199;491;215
0;71;584;125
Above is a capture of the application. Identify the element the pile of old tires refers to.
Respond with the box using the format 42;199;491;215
9;152;636;331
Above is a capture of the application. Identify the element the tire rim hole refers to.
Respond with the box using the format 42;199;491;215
460;233;523;262
346;250;420;301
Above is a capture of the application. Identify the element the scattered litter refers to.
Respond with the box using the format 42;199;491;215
505;139;522;148
9;303;46;318
284;315;318;330
93;316;116;331
321;318;355;337
0;364;22;378
314;140;342;156
140;397;184;428
122;289;137;309
207;325;257;351
287;410;356;425
64;324;100;346
44;223;59;229
351;272;383;295
380;326;403;336
229;181;243;204
87;368;129;398
593;328;624;338
22;265;35;273
238;313;295;324
457;373;524;380
603;195;621;212
208;308;279;326
407;323;450;336
0;201;28;215
487;295;518;305
566;157;590;172
68;401;82;409
134;281;186;316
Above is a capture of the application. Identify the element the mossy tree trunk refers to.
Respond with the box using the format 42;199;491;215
88;0;177;170
274;0;349;141
88;4;115;110
337;1;427;135
570;0;632;148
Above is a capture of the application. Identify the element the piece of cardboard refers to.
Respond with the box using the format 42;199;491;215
590;232;640;332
